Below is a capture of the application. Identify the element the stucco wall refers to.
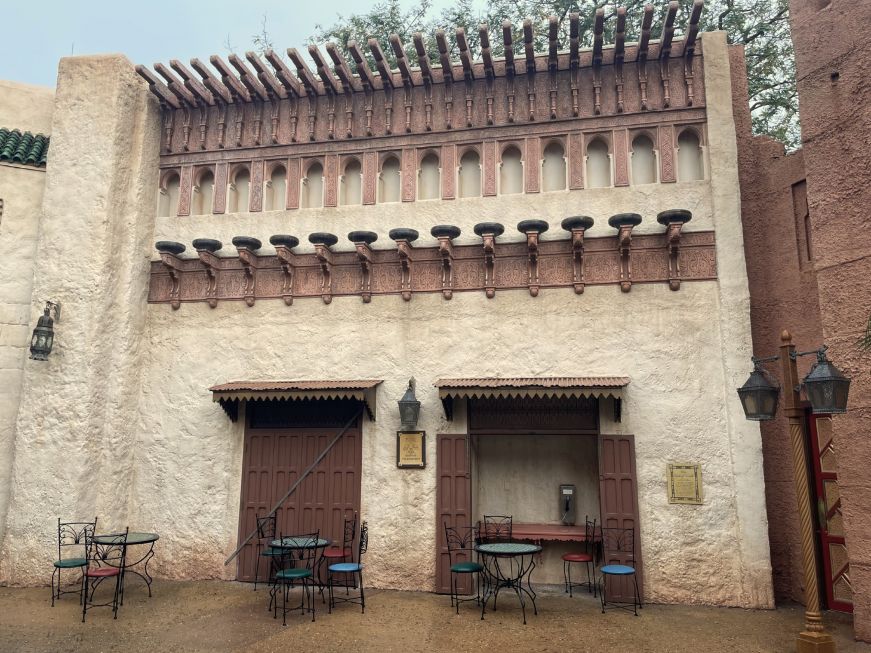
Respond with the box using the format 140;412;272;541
0;80;54;134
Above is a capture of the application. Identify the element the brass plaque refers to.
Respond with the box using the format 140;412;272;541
667;463;703;504
397;431;426;468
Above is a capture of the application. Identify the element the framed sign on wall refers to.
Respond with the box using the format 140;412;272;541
397;431;426;468
667;463;703;504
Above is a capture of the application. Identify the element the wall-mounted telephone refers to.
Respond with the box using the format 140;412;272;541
560;484;576;526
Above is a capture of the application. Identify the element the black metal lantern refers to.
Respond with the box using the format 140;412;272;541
803;348;851;414
398;378;421;431
737;361;780;421
29;301;60;361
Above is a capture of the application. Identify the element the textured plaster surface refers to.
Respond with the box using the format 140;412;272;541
0;80;54;134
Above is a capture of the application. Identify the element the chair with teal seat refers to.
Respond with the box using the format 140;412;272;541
274;531;320;626
51;517;97;607
599;527;642;616
253;513;282;593
444;523;484;614
328;521;368;614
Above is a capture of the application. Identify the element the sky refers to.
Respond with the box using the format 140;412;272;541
2;0;468;88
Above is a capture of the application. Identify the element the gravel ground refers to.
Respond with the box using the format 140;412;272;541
1;580;868;653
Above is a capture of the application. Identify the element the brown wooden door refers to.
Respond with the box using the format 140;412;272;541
236;401;362;582
598;433;643;601
435;433;472;594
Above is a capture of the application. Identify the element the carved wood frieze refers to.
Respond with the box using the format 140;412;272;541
148;230;716;307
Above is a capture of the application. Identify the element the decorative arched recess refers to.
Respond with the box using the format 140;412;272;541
158;170;180;217
542;141;567;192
418;152;440;200
458;149;481;198
499;145;523;195
302;160;324;209
586;138;611;189
631;134;657;185
379;155;401;203
677;128;704;181
228;165;250;213
341;158;362;206
264;163;287;211
193;168;215;215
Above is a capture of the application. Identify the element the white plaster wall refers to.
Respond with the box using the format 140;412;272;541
0;80;54;134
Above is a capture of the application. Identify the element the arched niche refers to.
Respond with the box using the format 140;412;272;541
631;135;657;185
586;139;611;188
193;169;215;215
158;171;180;217
264;164;287;211
458;149;482;198
341;159;362;206
380;156;401;203
500;146;523;195
418;152;440;200
677;130;704;181
228;166;250;213
302;161;324;209
542;141;567;192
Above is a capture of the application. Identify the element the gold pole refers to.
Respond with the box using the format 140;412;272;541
780;330;835;653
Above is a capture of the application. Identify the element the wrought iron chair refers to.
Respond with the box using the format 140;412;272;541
274;531;320;626
81;527;128;622
562;517;599;598
322;512;356;594
253;513;282;592
444;523;484;614
51;517;97;607
480;515;513;544
328;521;368;614
599;527;642;616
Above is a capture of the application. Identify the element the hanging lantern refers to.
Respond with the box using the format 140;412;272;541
398;378;421;431
803;348;851;414
29;301;60;361
737;362;780;421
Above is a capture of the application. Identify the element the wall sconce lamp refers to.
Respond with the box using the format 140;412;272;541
29;301;61;361
398;378;421;431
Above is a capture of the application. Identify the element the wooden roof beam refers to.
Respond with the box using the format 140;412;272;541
154;62;198;107
592;8;605;67
264;49;303;97
548;15;559;71
348;40;379;90
245;52;287;99
135;66;181;109
389;35;415;86
456;27;474;80
190;58;233;104
209;55;252;102
639;4;654;66
684;0;704;58
435;29;454;82
169;59;214;106
368;38;396;89
308;45;342;95
660;1;679;58
523;19;536;73
326;42;359;93
287;48;322;95
479;24;494;79
413;33;434;85
615;7;627;65
229;54;270;101
502;20;515;76
569;13;580;67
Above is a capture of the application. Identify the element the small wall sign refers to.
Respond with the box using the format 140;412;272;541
397;431;426;468
667;463;703;504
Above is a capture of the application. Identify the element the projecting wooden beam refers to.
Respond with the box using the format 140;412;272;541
479;24;494;78
155;62;198;106
170;59;214;105
413;33;434;84
523;19;536;73
326;42;359;93
264;49;303;97
548;15;559;71
660;1;679;58
389;34;415;86
592;8;605;66
229;54;269;101
287;48;322;94
210;56;252;102
135;65;181;109
639;4;654;66
502;20;515;75
684;0;704;58
569;13;580;67
456;28;474;80
308;45;342;95
245;52;287;99
435;29;454;82
191;58;233;104
615;8;627;64
348;41;379;91
368;38;396;89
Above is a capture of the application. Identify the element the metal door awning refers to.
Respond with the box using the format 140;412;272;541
435;376;630;419
209;379;382;421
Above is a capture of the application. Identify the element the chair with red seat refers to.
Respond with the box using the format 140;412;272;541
562;517;599;598
322;512;356;595
81;527;128;622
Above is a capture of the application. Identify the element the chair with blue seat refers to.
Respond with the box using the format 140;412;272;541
562;517;599;598
599;527;642;616
253;513;283;592
274;531;320;626
444;523;484;614
51;517;98;607
328;521;368;614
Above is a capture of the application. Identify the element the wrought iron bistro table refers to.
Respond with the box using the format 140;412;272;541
91;532;159;598
268;536;332;604
475;542;542;625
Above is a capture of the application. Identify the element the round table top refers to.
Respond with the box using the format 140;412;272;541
270;537;330;550
92;532;159;546
476;542;542;555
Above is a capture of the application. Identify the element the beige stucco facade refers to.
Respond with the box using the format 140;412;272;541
0;33;775;608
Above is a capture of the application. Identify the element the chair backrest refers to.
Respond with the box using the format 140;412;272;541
256;513;276;541
280;531;321;569
86;527;129;570
600;527;635;564
444;523;476;559
355;521;369;563
584;516;599;560
481;515;512;543
57;517;98;561
342;513;358;551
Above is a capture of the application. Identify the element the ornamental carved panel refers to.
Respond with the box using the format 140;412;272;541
569;132;584;189
250;160;264;212
659;124;676;183
212;162;228;214
287;158;300;210
482;141;497;197
178;165;193;216
525;137;541;193
614;129;629;187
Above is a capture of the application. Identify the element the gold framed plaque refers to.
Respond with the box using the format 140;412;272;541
667;463;703;504
396;431;426;468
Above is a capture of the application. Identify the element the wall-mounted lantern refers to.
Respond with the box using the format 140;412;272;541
802;347;851;415
398;378;421;431
29;301;60;361
736;359;780;421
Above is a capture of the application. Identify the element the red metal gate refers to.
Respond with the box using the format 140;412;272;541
236;400;362;582
808;414;852;612
435;433;472;594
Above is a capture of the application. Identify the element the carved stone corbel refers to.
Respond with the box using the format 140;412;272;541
307;95;318;141
608;213;642;293
232;236;263;306
181;106;192;151
270;98;280;144
162;110;175;152
348;231;378;303
389;228;419;301
198;105;208;149
192;238;223;308
657;209;693;291
517;220;550;297
561;216;595;294
309;232;338;304
431;225;461;299
155;241;187;310
474;222;504;299
216;103;227;148
269;234;300;305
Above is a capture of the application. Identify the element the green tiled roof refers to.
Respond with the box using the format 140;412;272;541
0;128;49;167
